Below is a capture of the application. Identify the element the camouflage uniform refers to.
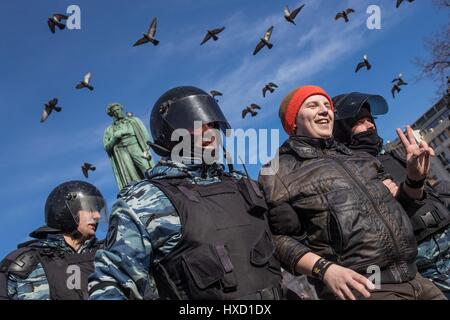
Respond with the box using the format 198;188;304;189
89;160;245;300
417;226;450;298
3;234;100;300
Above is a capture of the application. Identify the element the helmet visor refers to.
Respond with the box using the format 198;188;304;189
162;94;230;132
333;92;388;120
65;194;109;232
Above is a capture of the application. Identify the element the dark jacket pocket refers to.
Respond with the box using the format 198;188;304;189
182;245;224;290
327;208;344;259
251;231;275;266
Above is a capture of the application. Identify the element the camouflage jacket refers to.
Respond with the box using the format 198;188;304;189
416;225;450;296
2;234;100;300
88;160;245;300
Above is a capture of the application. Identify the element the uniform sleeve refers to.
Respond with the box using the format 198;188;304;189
89;182;181;300
88;199;155;300
0;274;17;300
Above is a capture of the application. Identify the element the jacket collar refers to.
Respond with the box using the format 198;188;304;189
145;159;225;180
279;135;352;159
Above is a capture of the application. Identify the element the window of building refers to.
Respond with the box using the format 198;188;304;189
438;131;449;143
425;108;436;120
430;139;438;149
438;152;450;166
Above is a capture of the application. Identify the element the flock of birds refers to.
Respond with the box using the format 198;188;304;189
42;1;417;178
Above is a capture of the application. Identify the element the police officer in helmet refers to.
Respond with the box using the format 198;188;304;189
89;86;283;300
0;181;107;300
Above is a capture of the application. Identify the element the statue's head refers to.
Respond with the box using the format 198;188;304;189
107;103;125;120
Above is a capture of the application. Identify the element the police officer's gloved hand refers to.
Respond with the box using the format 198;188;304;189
268;202;302;236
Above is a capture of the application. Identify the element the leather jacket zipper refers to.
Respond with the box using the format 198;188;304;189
325;155;402;263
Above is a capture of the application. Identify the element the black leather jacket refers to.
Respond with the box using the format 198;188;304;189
259;136;418;285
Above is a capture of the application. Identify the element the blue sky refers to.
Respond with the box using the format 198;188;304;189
0;0;448;257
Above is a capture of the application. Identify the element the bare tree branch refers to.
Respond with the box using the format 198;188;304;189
416;21;450;97
433;0;450;8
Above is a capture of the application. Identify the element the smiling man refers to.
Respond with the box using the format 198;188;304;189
0;181;106;300
259;85;446;300
89;86;283;300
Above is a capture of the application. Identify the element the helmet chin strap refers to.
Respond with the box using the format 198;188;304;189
223;145;234;173
147;141;171;157
69;229;83;240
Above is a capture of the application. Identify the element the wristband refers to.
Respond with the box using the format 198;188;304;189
311;258;334;282
405;176;425;189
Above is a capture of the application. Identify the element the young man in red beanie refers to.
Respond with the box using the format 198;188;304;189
259;85;446;300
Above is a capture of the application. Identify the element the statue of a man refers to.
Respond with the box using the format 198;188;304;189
103;103;153;190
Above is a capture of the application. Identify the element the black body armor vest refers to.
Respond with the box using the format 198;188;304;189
150;174;282;300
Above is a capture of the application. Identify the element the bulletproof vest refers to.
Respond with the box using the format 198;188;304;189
379;152;450;243
0;239;101;300
149;174;283;300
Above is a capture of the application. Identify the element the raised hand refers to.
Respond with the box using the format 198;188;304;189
396;125;435;181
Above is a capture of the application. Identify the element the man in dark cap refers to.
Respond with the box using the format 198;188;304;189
333;92;450;299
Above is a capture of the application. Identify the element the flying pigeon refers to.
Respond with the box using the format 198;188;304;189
391;83;403;98
392;73;408;86
126;112;134;117
133;17;160;47
47;13;68;34
81;163;96;178
75;72;94;91
253;26;274;55
242;104;261;119
40;98;62;123
210;90;223;101
355;55;372;73
262;82;278;98
200;27;225;45
335;8;355;23
284;4;305;25
396;0;415;9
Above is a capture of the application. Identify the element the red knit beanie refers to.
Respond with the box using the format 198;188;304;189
279;85;333;135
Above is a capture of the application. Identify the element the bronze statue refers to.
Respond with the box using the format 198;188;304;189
103;103;153;190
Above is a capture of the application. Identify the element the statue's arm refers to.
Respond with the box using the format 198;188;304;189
103;128;118;153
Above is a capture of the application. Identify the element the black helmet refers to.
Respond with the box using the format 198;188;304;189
44;181;107;233
332;92;388;121
149;86;230;156
332;92;388;145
